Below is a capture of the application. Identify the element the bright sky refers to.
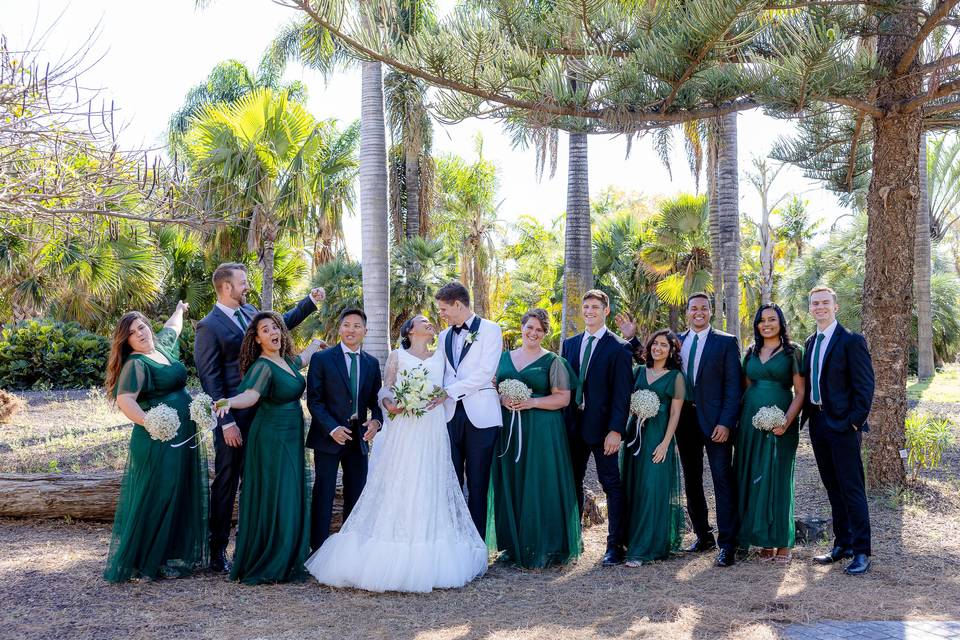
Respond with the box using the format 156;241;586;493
5;0;846;258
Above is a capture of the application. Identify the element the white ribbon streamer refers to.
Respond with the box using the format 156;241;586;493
626;416;646;456
171;422;217;448
498;409;523;463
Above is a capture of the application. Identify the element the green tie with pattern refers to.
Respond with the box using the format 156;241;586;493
686;333;699;390
575;335;596;407
234;309;247;330
348;352;359;417
811;333;825;404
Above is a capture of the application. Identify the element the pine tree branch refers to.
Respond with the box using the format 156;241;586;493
660;10;741;112
895;0;960;75
902;78;960;112
821;95;884;117
920;52;960;73
922;96;960;115
845;110;867;192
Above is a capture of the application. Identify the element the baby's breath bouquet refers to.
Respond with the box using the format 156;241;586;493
172;392;217;448
752;406;787;432
497;379;534;463
625;389;661;454
392;365;444;418
143;404;180;442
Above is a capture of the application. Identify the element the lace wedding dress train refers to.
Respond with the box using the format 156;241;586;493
305;348;487;593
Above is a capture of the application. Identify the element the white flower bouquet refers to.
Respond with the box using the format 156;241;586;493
626;389;661;454
752;405;787;432
497;379;534;463
143;404;180;442
392;365;444;418
172;392;217;448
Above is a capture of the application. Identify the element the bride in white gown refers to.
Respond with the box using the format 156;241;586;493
305;315;488;592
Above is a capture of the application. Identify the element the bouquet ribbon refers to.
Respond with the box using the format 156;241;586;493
625;415;647;456
498;408;524;463
171;422;218;449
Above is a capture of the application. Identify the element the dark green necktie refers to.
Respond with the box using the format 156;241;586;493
575;335;596;407
348;352;359;417
234;309;248;330
686;333;699;389
811;333;825;404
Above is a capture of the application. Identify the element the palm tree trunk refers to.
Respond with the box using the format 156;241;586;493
360;61;390;366
707;122;724;326
404;141;421;238
717;113;740;340
759;170;775;306
916;132;935;380
862;6;923;490
260;229;276;311
561;131;592;341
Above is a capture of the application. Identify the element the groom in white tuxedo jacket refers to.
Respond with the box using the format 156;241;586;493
433;282;503;538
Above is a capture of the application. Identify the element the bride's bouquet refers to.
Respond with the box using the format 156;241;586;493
392;365;444;418
752;405;786;432
172;392;217;448
497;379;533;463
142;404;180;442
625;389;661;455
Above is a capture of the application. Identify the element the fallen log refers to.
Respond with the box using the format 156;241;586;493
0;471;343;528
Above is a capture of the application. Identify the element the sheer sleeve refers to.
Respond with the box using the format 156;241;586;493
154;327;180;361
549;355;576;391
116;358;150;396
238;359;273;396
378;350;400;405
791;345;804;376
669;370;688;401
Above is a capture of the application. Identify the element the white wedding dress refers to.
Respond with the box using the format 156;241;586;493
304;348;488;593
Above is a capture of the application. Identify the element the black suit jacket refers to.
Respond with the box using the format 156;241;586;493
679;328;743;436
802;323;875;432
306;344;384;455
194;295;316;429
562;330;634;445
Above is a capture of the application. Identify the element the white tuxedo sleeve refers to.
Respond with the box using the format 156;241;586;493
445;322;502;401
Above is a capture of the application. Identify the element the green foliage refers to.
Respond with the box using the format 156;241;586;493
0;320;109;390
296;257;364;345
390;237;457;340
904;411;955;482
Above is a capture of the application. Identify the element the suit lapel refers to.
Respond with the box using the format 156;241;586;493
444;328;456;371
695;329;717;386
331;344;352;390
820;323;844;377
570;333;585;374
457;315;483;366
212;306;244;338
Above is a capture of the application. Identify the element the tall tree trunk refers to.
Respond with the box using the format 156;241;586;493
760;189;774;306
717;113;740;340
707;122;724;326
404;141;421;238
916;132;935;379
472;250;489;318
561;131;592;341
360;61;390;366
258;220;277;311
862;6;923;490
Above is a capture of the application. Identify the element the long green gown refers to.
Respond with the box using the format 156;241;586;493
230;356;311;585
734;346;803;550
104;327;208;582
487;351;582;568
620;366;686;563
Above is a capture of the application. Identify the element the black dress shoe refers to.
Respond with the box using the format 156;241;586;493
715;548;736;567
210;548;232;573
813;546;854;565
685;537;717;553
844;554;871;575
602;548;625;566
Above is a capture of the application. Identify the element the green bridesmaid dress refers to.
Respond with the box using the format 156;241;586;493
734;345;803;550
620;366;686;563
230;356;311;585
104;327;208;582
487;351;582;568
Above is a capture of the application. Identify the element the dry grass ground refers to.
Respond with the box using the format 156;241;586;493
1;392;959;640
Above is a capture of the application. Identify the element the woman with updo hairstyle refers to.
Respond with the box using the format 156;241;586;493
488;308;582;568
620;328;687;566
103;301;209;582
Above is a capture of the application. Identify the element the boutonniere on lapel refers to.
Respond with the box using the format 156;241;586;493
464;330;479;345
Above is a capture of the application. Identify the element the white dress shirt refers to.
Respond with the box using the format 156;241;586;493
812;320;838;406
680;327;711;382
216;301;247;330
451;314;478;365
330;343;362;436
578;325;607;375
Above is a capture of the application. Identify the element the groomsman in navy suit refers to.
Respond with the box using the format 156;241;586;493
195;262;324;572
562;289;634;566
803;285;875;575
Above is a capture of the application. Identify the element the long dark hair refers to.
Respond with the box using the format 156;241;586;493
748;304;796;359
105;311;151;399
239;311;295;374
644;329;683;371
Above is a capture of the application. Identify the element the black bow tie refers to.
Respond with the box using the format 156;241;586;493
453;323;471;334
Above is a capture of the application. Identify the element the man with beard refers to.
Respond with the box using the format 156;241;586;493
195;262;325;572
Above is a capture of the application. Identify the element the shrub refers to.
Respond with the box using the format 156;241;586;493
904;411;955;482
0;389;25;422
0;320;110;390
